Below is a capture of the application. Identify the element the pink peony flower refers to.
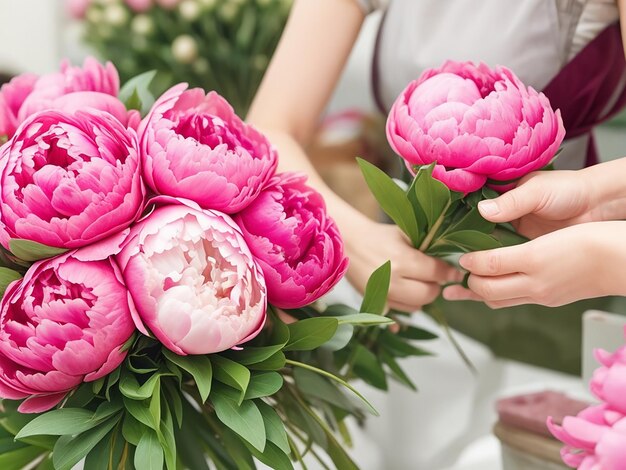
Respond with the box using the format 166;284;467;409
139;85;277;213
0;249;135;413
66;0;92;19
0;58;122;139
116;201;266;355
548;405;626;469
386;61;565;194
126;0;153;12
0;74;37;138
235;173;348;309
0;108;145;250
550;329;626;469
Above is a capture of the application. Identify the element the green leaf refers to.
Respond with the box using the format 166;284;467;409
257;401;290;456
441;230;502;252
163;381;183;428
123;397;157;431
0;267;21;297
212;393;266;452
380;330;432;358
246;441;294;470
414;164;451;228
119;371;162;401
16;408;114;439
84;426;125;470
52;416;120;470
248;351;286;371
357;157;420;245
445;206;495;235
134;430;164;470
352;344;388;390
160;402;177;470
396;325;438;341
227;344;285;366
380;351;417;391
149;383;161;432
293;368;357;413
336;313;395;326
360;261;391;315
212;356;250;403
8;239;68;262
284;317;338;351
323;323;354;351
121;414;144;446
118;70;157;115
163;350;212;403
244;372;283;400
0;446;47;470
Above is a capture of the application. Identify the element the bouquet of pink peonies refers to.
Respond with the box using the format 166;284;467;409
361;61;564;288
548;330;626;469
0;58;435;470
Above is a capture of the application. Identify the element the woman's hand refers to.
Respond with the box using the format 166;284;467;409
345;218;461;312
478;159;626;239
443;221;626;308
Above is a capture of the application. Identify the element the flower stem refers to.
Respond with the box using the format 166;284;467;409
419;200;452;252
285;359;377;415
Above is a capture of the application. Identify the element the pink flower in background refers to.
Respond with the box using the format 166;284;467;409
126;0;153;12
235;173;348;309
116;201;266;355
0;109;145;250
0;251;135;413
0;74;37;138
66;0;92;19
0;58;122;139
550;330;626;469
386;61;565;194
139;85;277;213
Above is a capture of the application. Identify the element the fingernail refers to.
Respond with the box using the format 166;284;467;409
478;200;499;217
443;288;465;301
459;254;472;270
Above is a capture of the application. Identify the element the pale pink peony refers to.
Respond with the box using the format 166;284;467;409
139;85;277;213
235;173;348;309
549;329;626;469
386;61;565;194
126;0;153;12
66;0;92;18
0;249;135;413
116;201;267;355
0;58;123;139
0;108;145;250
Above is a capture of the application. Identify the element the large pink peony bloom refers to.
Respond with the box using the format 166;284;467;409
139;85;277;213
116;201;266;355
0;58;123;139
0;249;135;413
0;108;145;250
386;61;565;194
235;173;348;309
549;330;626;469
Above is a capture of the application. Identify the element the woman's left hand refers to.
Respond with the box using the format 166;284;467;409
443;221;626;308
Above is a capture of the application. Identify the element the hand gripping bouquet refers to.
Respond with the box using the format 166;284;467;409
361;61;564;286
0;59;436;470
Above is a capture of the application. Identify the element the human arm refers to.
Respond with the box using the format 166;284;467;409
247;0;459;311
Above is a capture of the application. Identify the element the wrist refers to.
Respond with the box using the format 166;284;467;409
583;159;626;220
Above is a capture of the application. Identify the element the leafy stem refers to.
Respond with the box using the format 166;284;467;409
419;199;452;251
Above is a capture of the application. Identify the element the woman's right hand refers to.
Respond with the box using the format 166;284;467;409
478;158;626;239
344;217;461;312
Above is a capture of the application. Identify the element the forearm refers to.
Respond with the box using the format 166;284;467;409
619;0;626;60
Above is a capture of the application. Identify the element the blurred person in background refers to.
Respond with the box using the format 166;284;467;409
248;0;626;468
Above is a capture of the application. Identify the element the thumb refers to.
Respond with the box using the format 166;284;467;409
477;186;540;222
